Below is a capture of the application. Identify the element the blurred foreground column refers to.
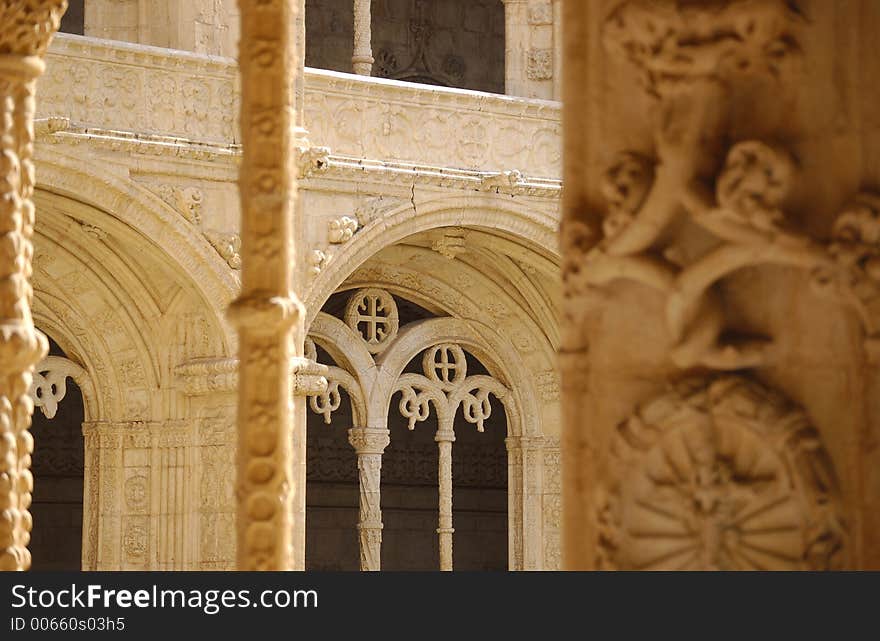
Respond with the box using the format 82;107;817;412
0;0;66;571
230;0;302;571
561;0;880;570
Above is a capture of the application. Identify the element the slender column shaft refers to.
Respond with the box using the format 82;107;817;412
229;0;302;571
352;0;373;75
348;428;389;571
0;1;66;572
435;429;455;571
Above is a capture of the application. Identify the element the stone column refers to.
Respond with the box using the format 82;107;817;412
0;0;66;572
502;0;528;96
228;0;303;571
347;428;389;571
502;0;556;99
435;428;455;571
561;1;879;570
351;0;373;76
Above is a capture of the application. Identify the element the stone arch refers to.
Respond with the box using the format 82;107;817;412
36;147;240;331
305;195;559;324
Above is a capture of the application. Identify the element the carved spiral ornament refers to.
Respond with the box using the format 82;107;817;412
597;377;845;571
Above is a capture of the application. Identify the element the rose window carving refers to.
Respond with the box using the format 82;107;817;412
344;288;399;354
598;377;845;571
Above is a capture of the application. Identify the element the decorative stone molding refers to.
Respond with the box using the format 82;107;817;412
309;249;330;276
811;192;880;361
354;196;407;228
328;215;359;244
431;228;468;260
0;0;66;572
344;288;400;355
29;355;88;419
597;377;846;571
175;358;238;395
152;184;204;226
526;49;553;81
480;169;525;193
602;0;806;98
40;34;562;177
296;144;331;178
204;230;242;270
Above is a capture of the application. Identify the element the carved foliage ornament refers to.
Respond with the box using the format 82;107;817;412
602;0;806;97
597;376;846;571
344;288;399;354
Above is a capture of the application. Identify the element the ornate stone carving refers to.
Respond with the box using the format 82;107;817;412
328;215;358;244
394;343;513;570
603;0;806;97
154;184;204;225
226;0;303;571
597;377;846;571
811;192;880;360
309;249;329;276
431;228;468;260
296;144;330;178
29;355;85;419
480;169;525;194
204;230;242;270
0;0;66;571
344;288;399;354
354;196;406;228
309;379;341;425
348;428;389;572
526;48;553;81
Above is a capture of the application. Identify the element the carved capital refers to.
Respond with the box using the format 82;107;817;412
347;428;390;455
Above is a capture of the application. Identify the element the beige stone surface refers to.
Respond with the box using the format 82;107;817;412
561;0;880;570
12;0;563;570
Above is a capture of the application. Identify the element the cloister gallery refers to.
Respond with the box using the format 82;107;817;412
0;0;878;572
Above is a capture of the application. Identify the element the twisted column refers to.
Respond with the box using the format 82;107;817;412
0;0;66;572
229;0;303;571
435;428;455;571
347;428;389;571
352;0;373;75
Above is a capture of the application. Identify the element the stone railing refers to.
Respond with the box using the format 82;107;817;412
39;34;562;177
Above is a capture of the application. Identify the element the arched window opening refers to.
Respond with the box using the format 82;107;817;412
305;344;360;570
28;333;85;570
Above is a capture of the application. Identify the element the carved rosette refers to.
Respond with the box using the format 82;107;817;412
0;0;67;572
344;288;399;354
597;377;846;571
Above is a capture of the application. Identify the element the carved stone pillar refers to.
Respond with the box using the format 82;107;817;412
352;0;373;76
561;1;878;570
502;0;557;99
347;428;389;571
435;428;455;571
228;0;303;571
0;0;66;572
